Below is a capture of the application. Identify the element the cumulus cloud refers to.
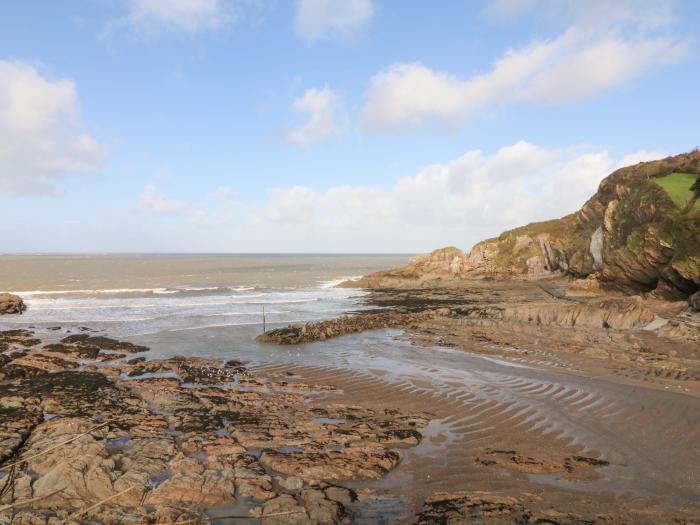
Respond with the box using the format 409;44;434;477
294;0;374;41
209;185;236;200
286;87;345;146
0;61;106;196
252;142;663;251
482;0;675;30
615;149;667;169
361;2;686;131
127;143;666;251
259;185;320;224
106;0;230;36
138;184;194;215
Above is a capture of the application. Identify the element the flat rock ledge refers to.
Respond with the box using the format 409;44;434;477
256;312;417;345
256;291;678;347
416;491;621;525
0;293;25;315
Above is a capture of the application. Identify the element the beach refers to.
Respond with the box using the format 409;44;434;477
1;256;699;523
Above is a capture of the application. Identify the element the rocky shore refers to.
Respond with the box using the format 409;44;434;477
0;329;429;524
257;312;415;345
0;294;25;315
2;278;699;524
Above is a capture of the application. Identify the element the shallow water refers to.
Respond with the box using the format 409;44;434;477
0;254;409;337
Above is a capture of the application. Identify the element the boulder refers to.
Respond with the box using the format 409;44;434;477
0;293;26;314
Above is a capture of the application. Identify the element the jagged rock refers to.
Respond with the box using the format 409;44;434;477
299;487;348;524
257;312;413;344
278;475;304;491
416;491;604;525
503;296;656;330
416;491;525;524
0;293;26;315
1;328;427;525
589;226;604;269
338;247;470;288
258;494;311;525
690;290;700;311
260;445;401;481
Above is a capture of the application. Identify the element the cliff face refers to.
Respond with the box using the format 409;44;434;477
343;151;700;302
338;247;470;288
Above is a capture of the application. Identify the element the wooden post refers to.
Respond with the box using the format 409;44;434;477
262;305;266;334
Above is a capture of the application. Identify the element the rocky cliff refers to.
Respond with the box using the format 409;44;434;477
343;151;700;304
0;293;26;314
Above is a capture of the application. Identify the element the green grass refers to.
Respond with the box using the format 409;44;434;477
653;172;700;210
626;229;643;250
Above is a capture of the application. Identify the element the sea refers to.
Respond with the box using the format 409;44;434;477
0;254;410;360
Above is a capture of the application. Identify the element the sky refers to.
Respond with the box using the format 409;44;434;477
0;0;699;253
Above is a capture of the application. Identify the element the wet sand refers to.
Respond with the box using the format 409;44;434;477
254;279;700;523
253;331;700;523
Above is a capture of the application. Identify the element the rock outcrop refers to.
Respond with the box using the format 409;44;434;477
338;247;469;288
0;293;26;315
342;151;700;303
0;328;428;524
257;313;411;344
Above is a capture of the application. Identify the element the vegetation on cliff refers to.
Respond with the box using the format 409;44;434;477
485;150;700;299
344;151;700;302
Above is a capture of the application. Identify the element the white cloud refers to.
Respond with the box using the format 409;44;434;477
209;185;235;200
259;185;320;224
251;141;648;251
107;0;230;36
0;61;106;196
138;184;193;215
286;87;345;146
483;0;675;30
361;3;686;131
615;149;667;169
294;0;373;41
126;143;666;252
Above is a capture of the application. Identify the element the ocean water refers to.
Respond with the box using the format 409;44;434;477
0;254;410;346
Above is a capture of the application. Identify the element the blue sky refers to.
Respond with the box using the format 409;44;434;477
1;0;698;253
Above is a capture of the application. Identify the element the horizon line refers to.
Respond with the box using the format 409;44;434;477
0;252;421;256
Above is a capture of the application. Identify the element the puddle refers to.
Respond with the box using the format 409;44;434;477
106;435;131;451
215;427;231;437
312;417;346;425
276;445;303;453
205;496;260;525
348;495;413;525
148;470;171;486
119;371;182;381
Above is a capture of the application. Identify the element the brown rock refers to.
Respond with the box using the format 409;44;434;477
690;290;700;311
0;293;26;315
